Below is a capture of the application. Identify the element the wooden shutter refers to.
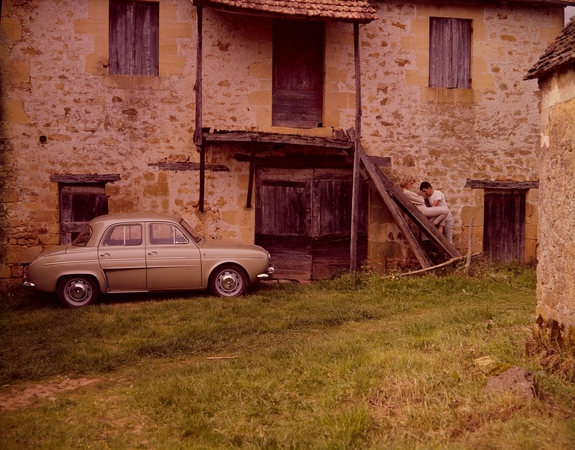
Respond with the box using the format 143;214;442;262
272;20;325;128
109;1;159;76
429;18;471;88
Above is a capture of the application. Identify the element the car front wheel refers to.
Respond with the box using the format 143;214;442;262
58;275;99;308
209;264;248;297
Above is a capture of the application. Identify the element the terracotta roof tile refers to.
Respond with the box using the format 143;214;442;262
525;18;575;80
193;0;378;23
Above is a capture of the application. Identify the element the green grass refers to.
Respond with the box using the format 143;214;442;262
1;265;574;449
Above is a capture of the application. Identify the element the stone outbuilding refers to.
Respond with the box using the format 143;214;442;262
0;0;572;288
525;17;575;363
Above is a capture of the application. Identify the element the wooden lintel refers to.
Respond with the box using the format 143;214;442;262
204;131;353;149
148;162;228;172
49;174;121;183
233;152;357;169
465;179;539;190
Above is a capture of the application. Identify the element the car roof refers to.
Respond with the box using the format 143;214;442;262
88;213;183;226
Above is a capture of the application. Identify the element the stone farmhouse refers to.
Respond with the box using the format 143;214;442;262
525;17;575;363
0;0;571;288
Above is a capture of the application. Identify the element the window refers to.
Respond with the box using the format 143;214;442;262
109;0;159;76
149;223;189;245
429;17;471;89
272;19;325;128
103;225;143;246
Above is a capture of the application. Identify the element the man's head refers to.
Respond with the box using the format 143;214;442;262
419;181;434;197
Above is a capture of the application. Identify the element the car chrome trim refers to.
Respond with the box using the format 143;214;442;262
23;281;35;287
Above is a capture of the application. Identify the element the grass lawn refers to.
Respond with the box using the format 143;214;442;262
0;263;574;449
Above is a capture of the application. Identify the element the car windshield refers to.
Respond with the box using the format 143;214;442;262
180;219;204;244
72;225;92;246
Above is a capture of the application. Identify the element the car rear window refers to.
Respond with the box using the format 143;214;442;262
72;225;93;247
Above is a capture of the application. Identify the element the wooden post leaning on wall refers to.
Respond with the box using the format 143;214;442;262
195;6;205;212
350;22;362;274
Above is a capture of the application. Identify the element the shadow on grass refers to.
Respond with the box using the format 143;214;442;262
1;280;288;312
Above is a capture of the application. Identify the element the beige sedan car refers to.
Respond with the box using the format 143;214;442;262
24;213;274;308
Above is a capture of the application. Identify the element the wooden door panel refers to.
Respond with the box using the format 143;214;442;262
484;190;525;263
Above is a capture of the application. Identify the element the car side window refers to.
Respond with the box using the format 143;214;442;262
149;223;189;245
103;224;143;246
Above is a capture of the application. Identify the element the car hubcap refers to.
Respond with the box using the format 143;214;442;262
220;273;238;292
67;280;90;302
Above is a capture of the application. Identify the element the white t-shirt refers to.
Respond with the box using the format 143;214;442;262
429;189;447;208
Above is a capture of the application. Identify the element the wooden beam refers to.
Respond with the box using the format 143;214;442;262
350;22;361;273
357;143;433;269
246;147;256;209
148;162;228;172
203;130;353;149
194;6;203;146
49;174;121;183
195;6;205;212
465;179;539;190
233;153;366;169
363;153;461;259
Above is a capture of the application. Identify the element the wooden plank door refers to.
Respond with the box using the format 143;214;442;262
272;19;324;128
483;190;526;263
312;169;368;279
60;184;108;243
256;169;313;280
255;168;367;280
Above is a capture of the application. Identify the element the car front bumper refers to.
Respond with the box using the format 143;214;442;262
257;265;275;279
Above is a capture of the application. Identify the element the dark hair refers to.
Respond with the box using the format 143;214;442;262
420;181;432;191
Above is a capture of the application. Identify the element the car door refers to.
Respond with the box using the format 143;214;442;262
98;223;147;292
146;222;202;290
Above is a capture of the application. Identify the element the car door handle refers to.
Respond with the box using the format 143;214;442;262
100;253;110;258
148;251;158;256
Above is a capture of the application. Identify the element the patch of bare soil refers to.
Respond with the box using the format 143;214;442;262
0;377;99;411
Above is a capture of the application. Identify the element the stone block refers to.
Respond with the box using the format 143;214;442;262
4;99;29;123
248;91;271;107
0;17;23;42
5;245;42;264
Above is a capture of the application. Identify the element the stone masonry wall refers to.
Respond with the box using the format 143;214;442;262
0;0;566;287
536;67;575;328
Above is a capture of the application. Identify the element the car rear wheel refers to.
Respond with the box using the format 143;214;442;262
209;264;248;297
58;275;99;308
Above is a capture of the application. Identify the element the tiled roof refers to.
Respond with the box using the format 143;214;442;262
525;18;575;80
192;0;378;23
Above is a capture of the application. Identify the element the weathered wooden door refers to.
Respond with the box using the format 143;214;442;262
483;190;526;263
272;19;324;128
255;168;367;280
60;184;108;243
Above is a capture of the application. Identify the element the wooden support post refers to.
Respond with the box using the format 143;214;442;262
246;146;256;209
350;22;362;274
466;218;474;273
195;6;204;212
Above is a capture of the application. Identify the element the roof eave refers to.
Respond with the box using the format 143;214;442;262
191;0;378;24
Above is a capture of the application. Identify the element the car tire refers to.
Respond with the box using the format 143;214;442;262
209;264;248;297
57;275;99;308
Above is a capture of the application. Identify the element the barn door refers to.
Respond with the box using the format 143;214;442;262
255;168;367;280
483;189;526;263
256;169;313;279
60;184;109;243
